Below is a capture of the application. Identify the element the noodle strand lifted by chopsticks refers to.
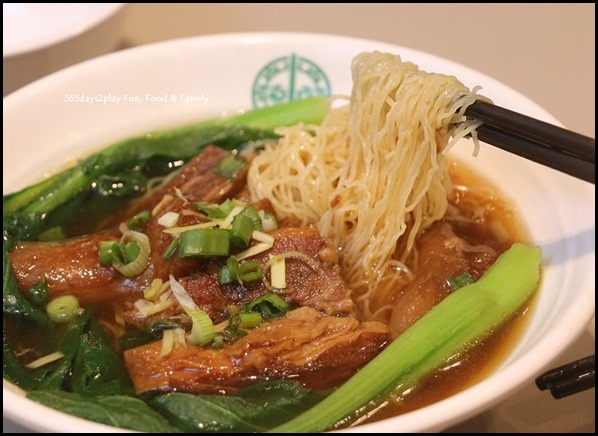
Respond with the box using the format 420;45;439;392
248;51;490;320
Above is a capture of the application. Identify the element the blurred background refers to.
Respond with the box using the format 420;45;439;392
3;3;595;433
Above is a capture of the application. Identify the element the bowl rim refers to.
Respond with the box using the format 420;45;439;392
2;31;595;433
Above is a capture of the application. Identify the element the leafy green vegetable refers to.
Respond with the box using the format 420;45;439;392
150;380;327;433
25;280;49;306
271;243;542;432
3;308;92;390
71;320;132;397
27;391;180;433
94;172;147;198
118;320;182;350
3;242;48;326
2;174;59;220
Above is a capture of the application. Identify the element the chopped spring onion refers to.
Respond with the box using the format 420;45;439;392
195;199;236;219
220;258;264;285
269;255;287;289
157;211;180;228
239;261;263;283
127;210;151;231
246;293;290;320
258;210;278;232
46;295;82;323
447;271;476;291
99;231;151;277
216;154;247;179
235;312;263;329
162;238;180;260
186;309;215;345
98;240;118;265
168;275;216;346
215;267;232;285
230;214;254;248
218;256;241;285
114;231;151;277
25;351;65;369
178;228;231;258
211;334;225;349
239;205;262;230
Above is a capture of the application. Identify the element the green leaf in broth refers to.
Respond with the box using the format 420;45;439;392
150;379;328;433
27;390;181;433
71;320;132;397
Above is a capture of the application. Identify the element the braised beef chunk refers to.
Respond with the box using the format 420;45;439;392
184;226;355;319
389;222;498;337
124;307;390;394
9;231;125;304
122;225;356;328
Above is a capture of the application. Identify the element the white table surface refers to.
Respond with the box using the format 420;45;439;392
3;3;595;433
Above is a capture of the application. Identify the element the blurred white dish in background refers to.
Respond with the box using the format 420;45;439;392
2;3;126;95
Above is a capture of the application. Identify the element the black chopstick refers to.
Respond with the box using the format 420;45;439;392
535;355;595;399
465;101;595;184
475;125;595;184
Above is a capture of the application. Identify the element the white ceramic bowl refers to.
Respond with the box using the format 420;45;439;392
2;32;595;433
2;3;127;96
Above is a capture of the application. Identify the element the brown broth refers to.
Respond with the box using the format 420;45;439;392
336;159;536;428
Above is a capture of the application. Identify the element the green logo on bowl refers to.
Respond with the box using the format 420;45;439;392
252;53;331;108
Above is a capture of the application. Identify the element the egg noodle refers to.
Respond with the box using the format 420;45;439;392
247;51;491;320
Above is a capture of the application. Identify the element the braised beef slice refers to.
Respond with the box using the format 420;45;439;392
122;225;356;328
10;231;124;304
124;306;389;394
389;222;498;337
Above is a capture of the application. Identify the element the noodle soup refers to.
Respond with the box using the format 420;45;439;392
6;36;590;433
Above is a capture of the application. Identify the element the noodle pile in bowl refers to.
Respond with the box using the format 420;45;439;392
248;51;492;320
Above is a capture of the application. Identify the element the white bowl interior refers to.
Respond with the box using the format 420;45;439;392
2;32;595;433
